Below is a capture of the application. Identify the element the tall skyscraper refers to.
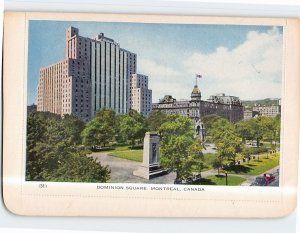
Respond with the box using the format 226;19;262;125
37;26;142;122
130;74;152;117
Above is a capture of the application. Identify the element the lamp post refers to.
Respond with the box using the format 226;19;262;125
225;172;228;186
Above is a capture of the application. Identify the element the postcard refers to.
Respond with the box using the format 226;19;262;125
2;12;300;217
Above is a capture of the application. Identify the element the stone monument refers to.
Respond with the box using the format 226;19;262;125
195;119;205;142
133;132;167;179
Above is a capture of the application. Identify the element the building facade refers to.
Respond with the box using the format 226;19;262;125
37;27;147;122
152;85;244;124
130;74;152;117
243;109;260;120
252;105;281;118
27;104;37;113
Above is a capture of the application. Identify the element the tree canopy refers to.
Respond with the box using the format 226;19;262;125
81;108;118;148
159;114;203;180
26;112;110;182
119;115;145;147
235;115;280;148
145;110;168;132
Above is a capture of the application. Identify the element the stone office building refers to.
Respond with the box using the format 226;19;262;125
152;84;244;124
252;105;281;118
130;74;152;117
37;26;152;121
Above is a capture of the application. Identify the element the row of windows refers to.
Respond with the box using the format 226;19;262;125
75;109;89;114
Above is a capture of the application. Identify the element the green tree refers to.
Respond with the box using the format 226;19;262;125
273;114;281;148
212;157;223;175
81;119;114;148
159;115;202;181
54;148;110;182
28;117;72;180
26;112;46;179
81;109;117;148
62;114;85;144
187;137;204;177
263;115;281;149
119;115;144;147
262;116;276;149
235;120;253;144
243;147;252;163
129;109;145;124
249;116;270;147
145;110;168;132
26;112;110;182
115;114;127;143
95;108;118;128
201;116;243;166
209;118;235;144
215;130;244;164
202;115;222;135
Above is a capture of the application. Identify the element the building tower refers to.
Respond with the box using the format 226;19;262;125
37;27;137;122
190;83;205;142
130;74;152;117
191;85;201;102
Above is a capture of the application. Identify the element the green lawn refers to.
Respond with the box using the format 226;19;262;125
225;153;279;176
193;175;246;186
261;142;280;149
103;145;143;162
110;150;143;162
201;153;219;171
101;144;279;176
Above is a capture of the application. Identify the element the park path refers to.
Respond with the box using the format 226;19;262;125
88;152;176;184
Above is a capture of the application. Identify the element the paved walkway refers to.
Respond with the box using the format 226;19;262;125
88;152;176;184
202;143;218;154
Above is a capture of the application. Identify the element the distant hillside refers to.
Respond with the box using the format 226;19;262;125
242;98;280;109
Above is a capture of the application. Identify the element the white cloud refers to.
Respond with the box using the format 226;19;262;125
138;58;190;102
138;58;180;78
183;27;283;100
137;27;283;102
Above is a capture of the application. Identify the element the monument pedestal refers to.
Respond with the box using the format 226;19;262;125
133;163;167;179
133;132;167;180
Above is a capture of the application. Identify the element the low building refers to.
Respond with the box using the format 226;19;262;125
244;109;260;120
152;85;244;124
252;105;281;118
244;109;252;120
27;104;37;113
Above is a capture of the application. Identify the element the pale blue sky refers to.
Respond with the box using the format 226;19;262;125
27;20;283;104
